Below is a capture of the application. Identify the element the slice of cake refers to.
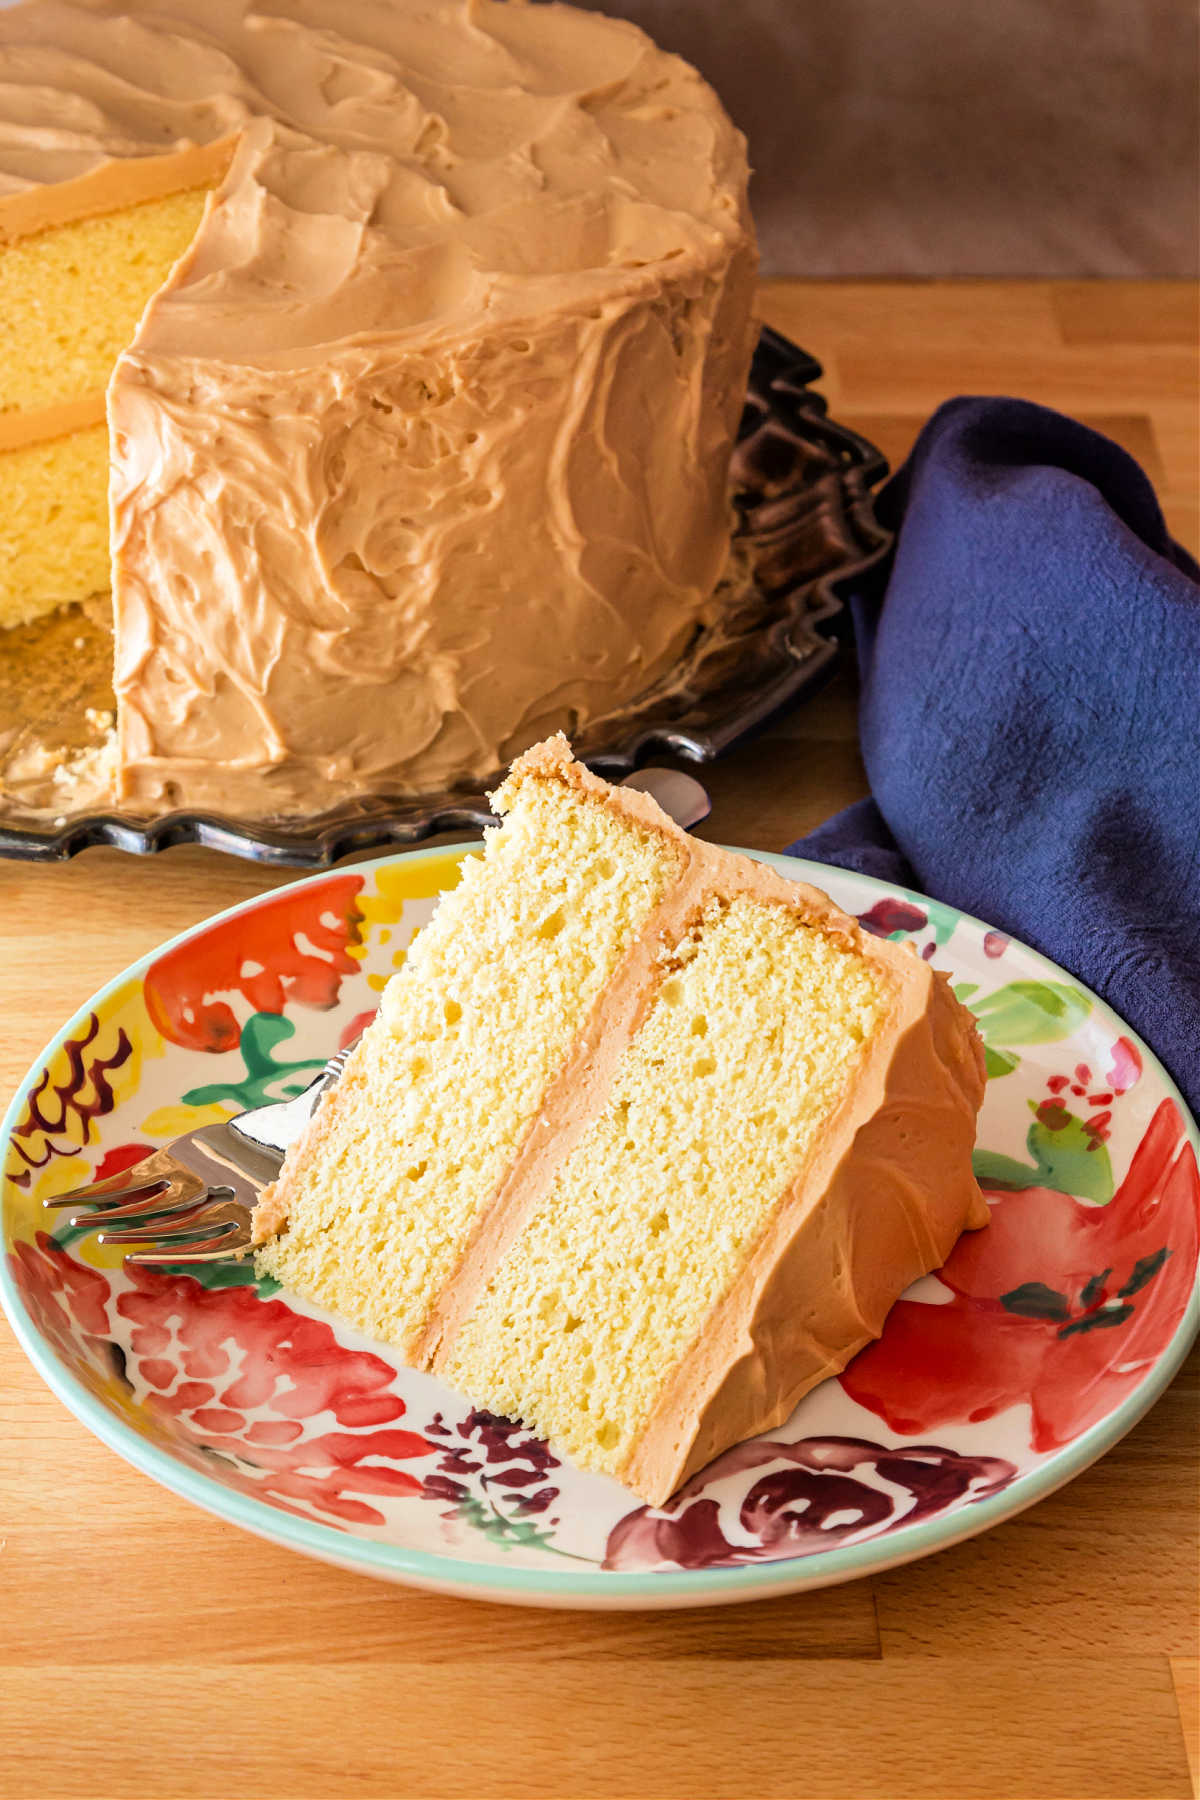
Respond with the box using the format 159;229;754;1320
256;738;988;1505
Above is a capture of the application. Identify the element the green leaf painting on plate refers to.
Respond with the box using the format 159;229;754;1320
921;898;961;948
180;1011;325;1112
163;1258;281;1296
974;1101;1115;1203
966;980;1092;1081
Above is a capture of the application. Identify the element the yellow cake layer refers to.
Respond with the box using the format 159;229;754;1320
0;187;215;627
256;777;683;1353
0;425;111;628
0;188;211;415
441;893;886;1482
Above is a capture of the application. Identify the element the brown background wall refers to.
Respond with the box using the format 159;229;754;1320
577;0;1199;277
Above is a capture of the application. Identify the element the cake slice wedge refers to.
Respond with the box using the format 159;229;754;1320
256;737;987;1505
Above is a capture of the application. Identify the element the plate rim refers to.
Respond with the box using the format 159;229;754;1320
3;843;1198;1606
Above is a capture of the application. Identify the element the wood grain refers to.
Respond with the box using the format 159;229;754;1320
2;1660;1192;1800
2;281;1197;1800
758;278;1199;561
1173;1658;1200;1798
873;1341;1200;1659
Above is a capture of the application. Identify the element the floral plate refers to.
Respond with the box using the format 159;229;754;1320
2;847;1197;1609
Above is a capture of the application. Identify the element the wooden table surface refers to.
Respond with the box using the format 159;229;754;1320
2;281;1197;1800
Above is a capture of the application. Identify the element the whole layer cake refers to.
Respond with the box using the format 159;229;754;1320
0;0;757;814
256;738;989;1505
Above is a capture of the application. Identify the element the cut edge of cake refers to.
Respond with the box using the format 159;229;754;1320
0;136;237;631
253;736;691;1359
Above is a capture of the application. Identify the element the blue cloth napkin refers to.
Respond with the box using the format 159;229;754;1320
789;398;1200;1113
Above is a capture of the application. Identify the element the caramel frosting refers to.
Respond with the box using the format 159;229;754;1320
0;390;105;451
0;136;238;245
0;0;758;813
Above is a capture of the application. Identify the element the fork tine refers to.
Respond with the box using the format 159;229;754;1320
42;1145;186;1210
65;1172;210;1228
127;1242;252;1267
95;1196;241;1246
126;1222;256;1265
43;1176;163;1210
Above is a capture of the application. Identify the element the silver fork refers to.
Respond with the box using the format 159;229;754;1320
42;1047;354;1266
44;769;711;1268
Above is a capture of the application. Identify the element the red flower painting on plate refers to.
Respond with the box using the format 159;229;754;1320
842;1098;1199;1449
144;875;365;1053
